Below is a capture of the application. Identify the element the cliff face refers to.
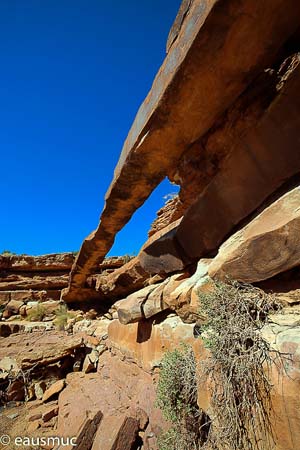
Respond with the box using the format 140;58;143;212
1;1;300;449
0;253;74;304
0;253;128;325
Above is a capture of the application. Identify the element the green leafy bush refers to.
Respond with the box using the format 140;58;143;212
156;345;209;450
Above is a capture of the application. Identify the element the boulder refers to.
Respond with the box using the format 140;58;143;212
116;285;163;325
92;257;151;301
42;379;65;402
116;260;213;324
0;331;83;369
73;320;92;334
73;410;103;450
83;349;99;374
3;300;24;317
92;415;139;450
85;309;98;320
7;379;25;401
163;261;214;323
34;381;47;400
93;319;111;341
139;219;188;274
209;187;300;283
42;405;59;422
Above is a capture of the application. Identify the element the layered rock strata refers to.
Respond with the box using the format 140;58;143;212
0;254;127;319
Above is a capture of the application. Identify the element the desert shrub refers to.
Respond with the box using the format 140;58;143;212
123;254;135;264
54;304;75;330
1;249;16;256
197;280;281;450
156;345;209;450
26;304;46;322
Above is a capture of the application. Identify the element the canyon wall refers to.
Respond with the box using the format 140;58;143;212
1;1;300;449
60;0;300;448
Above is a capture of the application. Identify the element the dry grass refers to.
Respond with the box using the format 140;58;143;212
53;304;75;330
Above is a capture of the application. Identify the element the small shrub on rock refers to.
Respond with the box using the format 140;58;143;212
26;304;46;322
1;249;16;256
156;344;210;450
54;304;75;330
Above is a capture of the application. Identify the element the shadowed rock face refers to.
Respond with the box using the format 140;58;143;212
140;59;300;273
64;0;300;302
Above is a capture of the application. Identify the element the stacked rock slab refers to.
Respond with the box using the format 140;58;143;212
0;253;74;310
0;253;127;319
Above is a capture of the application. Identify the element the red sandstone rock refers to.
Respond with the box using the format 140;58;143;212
65;0;300;302
72;410;103;450
42;379;65;403
42;405;59;422
92;415;139;450
116;285;163;325
0;253;75;272
7;379;25;401
166;0;193;53
4;299;24;316
141;61;300;273
28;420;40;432
57;352;165;449
116;259;212;324
0;331;82;369
148;196;185;237
0;291;10;306
0;274;69;291
209;187;300;283
108;315;195;372
86;257;151;303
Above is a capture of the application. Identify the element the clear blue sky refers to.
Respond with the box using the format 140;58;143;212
0;0;181;256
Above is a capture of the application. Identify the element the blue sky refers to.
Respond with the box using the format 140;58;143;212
0;0;181;256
